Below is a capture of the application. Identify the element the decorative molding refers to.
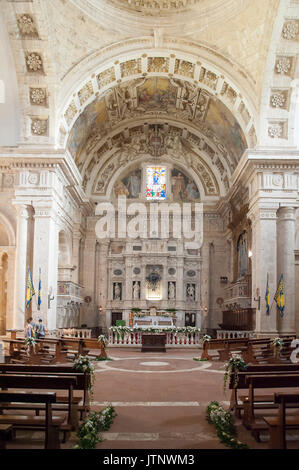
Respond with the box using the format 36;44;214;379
16;14;39;38
25;52;44;73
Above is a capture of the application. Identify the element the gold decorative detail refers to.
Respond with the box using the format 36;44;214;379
97;67;116;88
64;101;77;126
174;59;195;78
17;14;38;38
78;81;94;105
121;59;142;77
25;53;43;73
199;67;218;90
30;88;47;106
148;57;169;73
31;118;48;136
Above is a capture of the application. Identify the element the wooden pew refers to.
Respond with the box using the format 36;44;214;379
0;374;76;433
244;374;299;441
229;364;299;417
244;336;296;365
0;424;13;449
81;338;106;360
0;364;90;420
201;337;250;361
264;393;299;449
0;391;63;449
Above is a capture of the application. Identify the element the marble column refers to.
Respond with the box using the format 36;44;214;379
82;233;97;326
13;204;30;329
32;204;59;330
72;230;81;285
0;255;4;335
277;206;296;334
249;204;279;335
98;241;109;328
6;247;15;330
201;240;210;333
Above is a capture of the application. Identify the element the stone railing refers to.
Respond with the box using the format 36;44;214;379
108;331;201;347
217;330;254;340
56;328;92;339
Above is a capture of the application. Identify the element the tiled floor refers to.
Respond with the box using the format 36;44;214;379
4;347;299;449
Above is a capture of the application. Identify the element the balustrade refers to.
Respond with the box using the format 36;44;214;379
108;331;201;347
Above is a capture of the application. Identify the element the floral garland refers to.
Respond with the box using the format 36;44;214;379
73;355;95;397
109;326;200;337
206;401;249;449
132;326;200;335
25;337;36;355
110;326;132;341
74;405;117;449
271;337;284;358
97;335;108;347
25;337;36;347
223;356;247;390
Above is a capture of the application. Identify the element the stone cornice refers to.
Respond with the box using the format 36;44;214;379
0;147;91;208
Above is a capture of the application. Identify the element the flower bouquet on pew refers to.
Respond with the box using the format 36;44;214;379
96;335;111;361
73;355;95;398
223;355;247;390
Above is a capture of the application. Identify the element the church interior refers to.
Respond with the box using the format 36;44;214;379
1;0;299;452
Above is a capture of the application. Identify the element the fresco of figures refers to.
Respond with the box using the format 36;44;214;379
171;168;200;202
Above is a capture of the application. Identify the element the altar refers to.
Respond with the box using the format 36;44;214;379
141;333;166;353
133;315;174;329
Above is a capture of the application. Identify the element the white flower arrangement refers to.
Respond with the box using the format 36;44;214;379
97;335;108;347
271;337;284;350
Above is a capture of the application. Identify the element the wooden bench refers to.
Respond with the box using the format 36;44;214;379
0;364;90;420
229;364;299;417
81;338;105;360
264;393;299;449
244;336;296;365
0;391;63;449
0;424;13;449
201;337;250;361
244;373;299;441
0;374;76;432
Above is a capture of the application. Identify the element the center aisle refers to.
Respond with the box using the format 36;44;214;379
92;349;233;449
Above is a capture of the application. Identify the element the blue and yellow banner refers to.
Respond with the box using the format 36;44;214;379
274;274;285;318
37;268;42;311
26;267;35;309
265;273;270;315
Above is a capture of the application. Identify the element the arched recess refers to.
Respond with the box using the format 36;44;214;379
0;215;15;335
0;252;8;335
57;43;258;159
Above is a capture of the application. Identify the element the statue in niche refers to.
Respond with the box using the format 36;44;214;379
133;281;140;300
113;282;122;300
187;284;195;302
168;281;176;300
237;231;248;279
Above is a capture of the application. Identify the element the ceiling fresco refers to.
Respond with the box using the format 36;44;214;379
67;76;248;168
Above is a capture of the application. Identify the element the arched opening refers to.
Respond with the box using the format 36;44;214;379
0;252;8;335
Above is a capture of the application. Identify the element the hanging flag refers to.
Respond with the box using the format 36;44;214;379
265;273;270;315
26;267;35;310
37;268;42;311
274;274;285;318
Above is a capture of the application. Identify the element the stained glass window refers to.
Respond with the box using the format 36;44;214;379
145;167;166;201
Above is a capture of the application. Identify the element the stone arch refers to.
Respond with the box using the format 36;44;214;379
258;1;299;148
0;212;15;247
57;43;258;155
